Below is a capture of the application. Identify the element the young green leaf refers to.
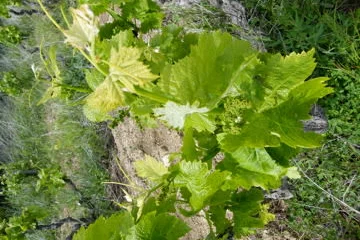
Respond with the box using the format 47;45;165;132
209;205;231;235
85;69;104;90
121;0;164;33
74;211;134;240
134;155;169;183
132;211;190;240
257;49;317;110
96;30;136;62
181;127;199;161
38;46;62;105
150;25;198;62
174;161;231;211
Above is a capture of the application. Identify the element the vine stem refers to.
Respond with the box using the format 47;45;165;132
36;0;64;32
103;181;143;191
78;48;107;76
134;86;169;104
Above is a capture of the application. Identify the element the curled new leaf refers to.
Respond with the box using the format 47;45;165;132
64;5;99;50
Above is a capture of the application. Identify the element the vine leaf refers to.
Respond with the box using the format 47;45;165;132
158;31;256;108
108;46;158;93
73;210;189;240
218;147;298;190
209;205;231;235
230;188;274;237
64;5;99;50
266;143;300;167
95;30;135;62
258;49;317;110
174;161;231;211
83;77;125;122
83;45;158;122
73;211;134;240
134;155;169;184
218;77;333;150
120;0;164;34
132;211;190;240
153;101;213;130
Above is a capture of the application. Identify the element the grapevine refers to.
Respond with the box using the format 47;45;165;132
36;0;333;239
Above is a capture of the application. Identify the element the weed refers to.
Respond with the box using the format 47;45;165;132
0;1;114;238
163;1;233;32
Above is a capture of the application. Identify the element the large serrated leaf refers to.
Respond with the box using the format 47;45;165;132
158;31;256;108
258;49;317;110
174;161;231;211
74;211;134;240
108;47;158;92
218;77;333;150
218;148;296;190
131;212;190;240
64;5;99;50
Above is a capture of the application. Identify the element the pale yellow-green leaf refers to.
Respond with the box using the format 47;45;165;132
108;47;158;92
153;101;209;130
286;167;301;179
134;155;169;183
83;77;125;122
64;5;99;50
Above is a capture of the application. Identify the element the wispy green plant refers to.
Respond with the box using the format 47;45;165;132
0;1;113;238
